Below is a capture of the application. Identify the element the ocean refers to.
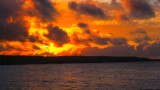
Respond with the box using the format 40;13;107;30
0;62;160;90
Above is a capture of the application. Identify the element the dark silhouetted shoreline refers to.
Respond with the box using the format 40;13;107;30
0;55;160;65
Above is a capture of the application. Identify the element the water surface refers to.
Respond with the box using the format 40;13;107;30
0;62;160;90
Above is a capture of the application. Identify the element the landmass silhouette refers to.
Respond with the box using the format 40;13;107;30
0;55;160;65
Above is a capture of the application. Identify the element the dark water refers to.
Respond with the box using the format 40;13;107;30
0;62;160;90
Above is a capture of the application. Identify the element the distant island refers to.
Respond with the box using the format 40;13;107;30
0;55;160;65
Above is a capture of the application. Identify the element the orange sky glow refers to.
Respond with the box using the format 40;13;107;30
0;0;160;58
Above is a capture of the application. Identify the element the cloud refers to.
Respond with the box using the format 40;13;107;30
133;35;151;43
91;35;110;45
71;33;90;46
44;24;70;47
85;29;91;34
32;45;41;50
111;0;119;5
0;45;5;51
32;0;59;22
28;36;39;42
78;22;88;28
121;0;155;19
144;42;160;57
71;28;128;46
116;11;129;22
28;36;45;44
130;29;151;43
81;45;135;56
111;0;122;9
0;0;24;20
0;21;29;42
68;1;106;19
71;30;110;46
81;41;160;58
110;38;127;45
0;44;17;51
0;0;29;42
130;29;147;34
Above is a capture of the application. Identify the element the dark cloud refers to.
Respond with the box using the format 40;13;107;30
130;29;151;43
73;29;127;46
85;29;91;34
71;31;110;45
122;0;155;19
0;0;24;20
133;35;151;43
119;15;128;21
81;45;135;56
116;12;129;22
71;28;109;46
111;0;122;9
0;0;29;42
144;35;151;41
44;24;70;47
68;1;106;19
28;36;45;44
0;21;29;42
78;22;88;28
130;29;147;35
144;42;160;57
134;38;144;43
29;36;39;42
68;1;78;11
135;42;160;57
75;31;123;46
110;38;127;45
81;41;160;58
32;45;41;50
32;0;59;22
91;35;110;45
71;33;90;46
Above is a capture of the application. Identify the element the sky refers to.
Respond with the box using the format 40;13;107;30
0;0;160;58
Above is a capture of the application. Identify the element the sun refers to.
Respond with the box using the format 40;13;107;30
54;52;58;55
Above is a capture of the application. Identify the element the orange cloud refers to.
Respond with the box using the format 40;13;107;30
0;0;160;58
